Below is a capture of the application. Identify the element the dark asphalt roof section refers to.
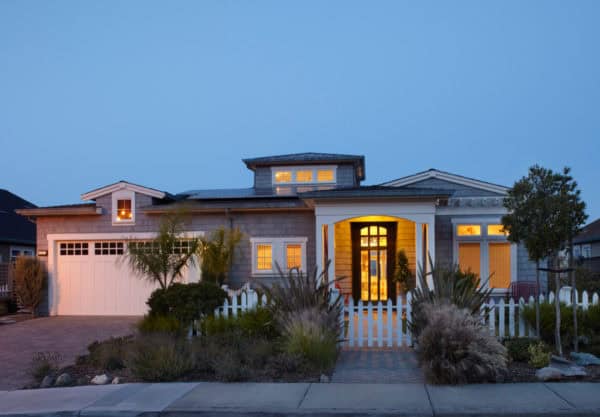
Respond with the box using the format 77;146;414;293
298;186;453;199
0;190;37;245
574;218;600;244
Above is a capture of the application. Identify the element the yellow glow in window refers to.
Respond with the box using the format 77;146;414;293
117;199;132;221
295;170;313;183
317;169;334;182
286;244;302;269
487;224;508;236
457;225;481;236
256;244;272;270
274;171;292;183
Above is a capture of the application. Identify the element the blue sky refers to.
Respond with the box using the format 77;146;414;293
1;1;599;220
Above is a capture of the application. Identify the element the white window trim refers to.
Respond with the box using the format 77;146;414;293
112;190;136;226
271;165;337;185
9;245;34;261
451;218;517;293
250;237;308;275
581;244;592;259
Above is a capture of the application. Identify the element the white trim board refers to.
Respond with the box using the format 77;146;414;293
383;169;508;195
81;181;166;201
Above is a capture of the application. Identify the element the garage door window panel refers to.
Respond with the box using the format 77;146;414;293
60;242;89;256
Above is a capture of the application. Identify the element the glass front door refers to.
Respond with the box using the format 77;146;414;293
359;225;388;301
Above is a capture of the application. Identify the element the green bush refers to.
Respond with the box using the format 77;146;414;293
85;336;133;371
528;341;551;368
504;338;536;362
280;307;338;373
147;281;228;325
417;303;507;384
202;307;278;340
126;334;194;382
30;352;62;382
137;314;184;336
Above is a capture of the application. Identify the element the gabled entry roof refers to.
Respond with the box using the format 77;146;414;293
81;181;170;201
382;168;508;195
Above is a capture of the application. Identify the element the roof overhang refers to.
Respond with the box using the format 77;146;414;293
16;205;103;217
382;169;508;195
81;181;167;201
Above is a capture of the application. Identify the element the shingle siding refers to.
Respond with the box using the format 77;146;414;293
407;178;503;197
253;167;272;189
336;164;357;187
434;215;453;267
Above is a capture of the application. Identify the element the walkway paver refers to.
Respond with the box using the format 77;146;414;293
0;316;139;390
332;348;424;383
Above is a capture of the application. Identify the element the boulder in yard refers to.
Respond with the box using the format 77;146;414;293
91;374;110;385
570;352;600;366
55;373;72;386
535;367;563;381
40;375;54;388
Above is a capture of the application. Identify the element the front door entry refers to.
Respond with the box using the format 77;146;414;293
351;222;397;302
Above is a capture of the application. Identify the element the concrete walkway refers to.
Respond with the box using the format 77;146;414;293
0;381;599;416
332;349;424;383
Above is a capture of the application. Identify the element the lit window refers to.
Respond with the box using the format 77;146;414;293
457;225;481;236
489;242;511;289
286;244;302;269
295;170;313;183
274;171;292;183
317;169;334;182
117;199;132;221
256;244;272;270
487;224;508;236
458;242;480;278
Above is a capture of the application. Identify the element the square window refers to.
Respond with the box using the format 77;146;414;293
487;224;508;236
295;170;313;183
457;225;481;236
286;244;302;270
256;244;272;270
274;171;292;183
317;169;334;182
117;199;133;221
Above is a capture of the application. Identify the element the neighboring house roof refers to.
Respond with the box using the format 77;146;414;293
298;186;452;200
574;218;600;244
0;190;37;246
81;181;171;201
382;168;508;195
243;152;366;181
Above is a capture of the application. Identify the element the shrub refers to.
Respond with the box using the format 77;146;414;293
137;314;184;336
409;264;492;339
85;336;133;371
30;352;62;382
147;281;228;325
126;334;194;382
14;257;47;317
202;307;278;340
417;303;507;384
528;341;551;368
504;338;536;362
280;307;338;373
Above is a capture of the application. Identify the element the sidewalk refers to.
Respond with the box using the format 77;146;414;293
0;381;599;417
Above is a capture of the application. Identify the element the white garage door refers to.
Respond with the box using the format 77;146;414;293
54;241;159;315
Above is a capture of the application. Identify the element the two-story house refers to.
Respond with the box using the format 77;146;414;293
18;153;538;316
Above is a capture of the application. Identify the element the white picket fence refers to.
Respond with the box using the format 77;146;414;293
0;283;10;298
206;287;600;348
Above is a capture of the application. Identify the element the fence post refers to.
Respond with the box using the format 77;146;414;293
386;299;393;348
518;297;525;337
488;299;496;336
367;302;374;347
582;291;589;311
498;299;505;339
357;300;364;348
527;296;535;337
508;298;515;338
397;295;403;347
406;292;412;346
377;301;383;347
593;292;599;306
348;298;355;348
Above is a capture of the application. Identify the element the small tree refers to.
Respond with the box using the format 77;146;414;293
199;227;243;285
124;214;200;290
14;257;47;317
394;249;414;294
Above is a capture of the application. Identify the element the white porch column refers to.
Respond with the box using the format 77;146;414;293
326;223;335;289
426;218;436;269
415;222;423;288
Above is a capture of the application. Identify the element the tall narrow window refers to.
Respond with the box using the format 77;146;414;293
458;242;481;278
117;199;132;221
286;244;302;269
488;242;511;288
256;244;272;270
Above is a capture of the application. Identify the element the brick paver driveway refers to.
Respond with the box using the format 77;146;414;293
0;316;139;391
332;348;424;383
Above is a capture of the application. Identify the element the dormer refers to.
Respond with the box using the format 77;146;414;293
243;153;365;193
81;181;169;226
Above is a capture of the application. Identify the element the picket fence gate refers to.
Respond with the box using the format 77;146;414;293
205;287;600;349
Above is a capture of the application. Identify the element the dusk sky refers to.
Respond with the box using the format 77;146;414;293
2;1;599;219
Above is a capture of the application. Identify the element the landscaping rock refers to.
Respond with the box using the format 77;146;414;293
319;374;330;383
76;377;88;386
40;375;54;388
570;352;600;366
535;367;563;381
111;376;121;384
558;365;587;377
55;373;72;386
91;374;110;385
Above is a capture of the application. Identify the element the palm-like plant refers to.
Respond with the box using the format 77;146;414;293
199;227;243;285
409;260;493;338
124;214;200;290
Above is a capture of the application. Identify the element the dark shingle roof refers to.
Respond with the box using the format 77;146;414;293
0;190;37;245
574;218;600;244
298;186;453;199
